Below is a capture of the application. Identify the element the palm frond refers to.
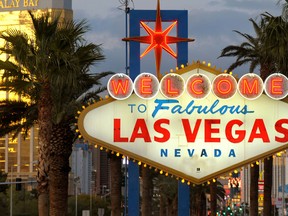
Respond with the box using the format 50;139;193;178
0;100;37;137
0;11;109;138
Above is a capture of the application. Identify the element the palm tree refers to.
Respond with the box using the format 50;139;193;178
141;167;155;216
263;157;273;215
220;11;288;215
109;154;122;216
209;180;225;216
190;180;225;216
218;17;268;216
260;12;288;76
0;11;111;215
0;12;61;215
249;163;259;216
154;175;178;216
48;71;112;215
219;17;274;76
219;11;288;77
190;184;207;216
259;12;288;216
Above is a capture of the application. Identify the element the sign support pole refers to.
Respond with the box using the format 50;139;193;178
128;161;140;216
128;9;191;215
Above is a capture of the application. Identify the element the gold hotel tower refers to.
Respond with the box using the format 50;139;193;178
0;0;73;180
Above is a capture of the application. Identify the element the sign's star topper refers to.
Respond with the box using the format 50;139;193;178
122;0;195;78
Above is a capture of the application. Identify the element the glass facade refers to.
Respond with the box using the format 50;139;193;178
0;1;72;180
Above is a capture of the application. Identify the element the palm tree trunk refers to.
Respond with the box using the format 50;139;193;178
141;167;153;216
263;157;273;216
110;154;122;216
49;123;73;216
250;163;259;216
191;186;205;216
159;195;166;216
172;194;178;216
167;195;178;216
260;63;274;216
167;198;173;216
190;187;198;216
37;82;52;216
200;191;207;216
210;182;217;216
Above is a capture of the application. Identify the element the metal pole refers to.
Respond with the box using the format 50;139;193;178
243;168;246;216
124;2;130;216
10;166;13;216
75;148;78;216
282;154;285;216
124;157;128;216
75;183;77;216
125;0;129;76
90;181;92;215
273;156;276;216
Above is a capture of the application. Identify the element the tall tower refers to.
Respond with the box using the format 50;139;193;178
0;0;73;180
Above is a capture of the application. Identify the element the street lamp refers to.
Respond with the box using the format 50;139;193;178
74;176;80;216
281;153;286;216
90;170;96;215
10;165;14;216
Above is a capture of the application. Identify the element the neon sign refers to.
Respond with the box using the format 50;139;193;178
78;62;288;184
113;117;288;144
107;72;288;101
78;0;288;184
122;0;194;78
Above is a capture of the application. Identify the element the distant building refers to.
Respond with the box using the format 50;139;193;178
95;149;110;195
70;142;92;195
69;141;111;196
0;0;73;180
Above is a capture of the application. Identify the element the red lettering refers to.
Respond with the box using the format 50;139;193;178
242;78;259;94
113;119;128;142
271;78;283;95
248;119;270;142
212;74;237;99
216;79;232;95
205;119;220;142
190;79;203;95
182;119;202;142
154;119;170;142
140;77;152;94
275;119;288;142
130;119;151;142
225;119;245;143
166;78;179;94
111;79;130;95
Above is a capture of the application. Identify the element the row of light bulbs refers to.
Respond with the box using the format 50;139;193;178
75;60;285;186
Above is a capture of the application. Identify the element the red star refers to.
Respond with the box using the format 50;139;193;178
122;0;194;78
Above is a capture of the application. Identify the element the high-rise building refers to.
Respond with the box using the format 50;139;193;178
0;0;72;180
95;149;110;195
70;142;93;195
68;141;111;197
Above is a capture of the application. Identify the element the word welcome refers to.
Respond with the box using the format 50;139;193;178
107;72;288;100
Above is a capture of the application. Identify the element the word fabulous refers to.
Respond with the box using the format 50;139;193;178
107;72;288;100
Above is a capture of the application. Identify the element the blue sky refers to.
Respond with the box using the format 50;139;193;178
72;0;282;77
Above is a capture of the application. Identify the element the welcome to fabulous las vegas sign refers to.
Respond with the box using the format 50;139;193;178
78;62;288;184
